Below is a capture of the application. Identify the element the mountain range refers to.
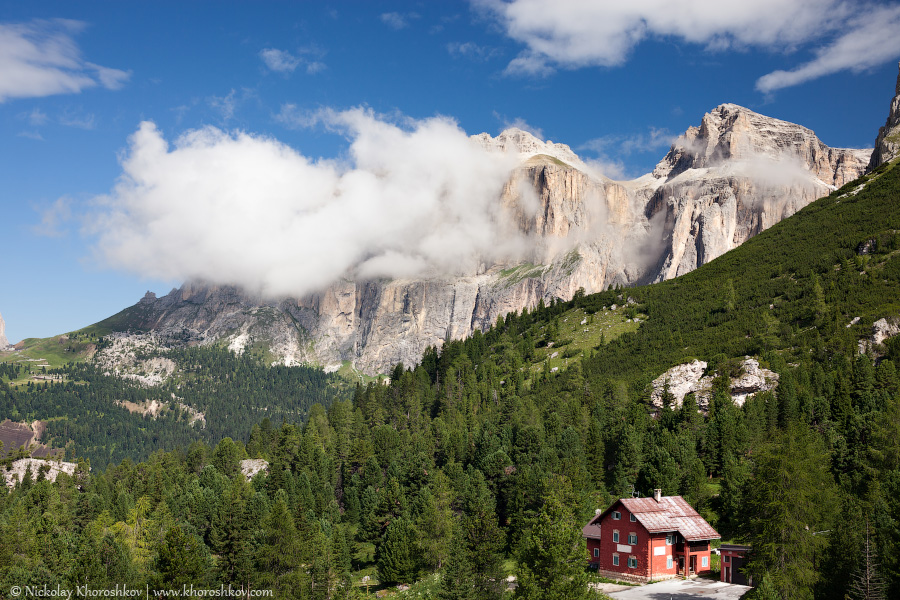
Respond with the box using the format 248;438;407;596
43;64;900;375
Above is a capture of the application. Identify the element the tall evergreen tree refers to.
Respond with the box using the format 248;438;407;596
376;517;420;585
514;476;591;600
744;425;837;600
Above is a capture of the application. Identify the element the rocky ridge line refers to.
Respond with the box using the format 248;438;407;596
102;102;873;374
868;62;900;171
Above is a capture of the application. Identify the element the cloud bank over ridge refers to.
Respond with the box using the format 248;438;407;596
88;110;525;298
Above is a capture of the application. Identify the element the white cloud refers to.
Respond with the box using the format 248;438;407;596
493;111;545;139
25;107;48;125
305;61;326;74
58;108;96;129
259;48;301;73
259;46;326;75
582;127;674;156
756;4;900;93
35;196;73;237
17;130;43;141
87;110;528;298
447;41;500;61
0;19;130;102
381;12;411;30
579;127;674;178
478;0;900;90
209;89;257;122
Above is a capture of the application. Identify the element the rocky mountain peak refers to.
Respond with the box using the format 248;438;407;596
103;90;884;375
473;127;584;168
0;311;9;348
868;62;900;171
653;103;870;187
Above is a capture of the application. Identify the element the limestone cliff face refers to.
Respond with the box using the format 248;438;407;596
643;104;869;281
868;63;900;171
0;312;9;348
115;104;871;374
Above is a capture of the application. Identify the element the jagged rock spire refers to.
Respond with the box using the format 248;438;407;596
0;311;8;348
868;62;900;172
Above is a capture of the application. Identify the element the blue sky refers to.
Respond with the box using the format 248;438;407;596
2;0;900;343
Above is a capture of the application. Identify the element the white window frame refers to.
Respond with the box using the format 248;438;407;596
593;548;599;558
667;556;673;569
702;556;709;568
612;511;621;520
613;554;619;566
628;533;638;545
666;534;674;545
629;513;636;522
612;530;619;543
628;556;637;569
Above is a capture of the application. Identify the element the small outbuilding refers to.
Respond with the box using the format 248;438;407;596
583;489;720;582
720;544;752;586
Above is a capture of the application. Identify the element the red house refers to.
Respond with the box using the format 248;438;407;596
582;490;720;582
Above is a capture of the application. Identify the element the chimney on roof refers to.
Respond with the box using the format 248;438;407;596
654;489;662;502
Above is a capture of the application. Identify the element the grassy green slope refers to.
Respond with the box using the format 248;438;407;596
582;158;900;389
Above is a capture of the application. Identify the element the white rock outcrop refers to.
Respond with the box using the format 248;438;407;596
859;317;900;354
650;360;709;408
651;357;778;411
3;458;77;488
240;458;269;480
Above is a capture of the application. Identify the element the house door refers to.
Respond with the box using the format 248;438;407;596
678;557;684;574
690;555;697;574
724;566;730;582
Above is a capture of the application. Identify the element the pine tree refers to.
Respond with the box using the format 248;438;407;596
376;517;420;585
752;572;781;600
438;522;475;600
154;525;210;588
744;425;837;600
514;475;591;600
255;491;301;594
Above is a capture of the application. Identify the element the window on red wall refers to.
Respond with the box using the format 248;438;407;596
630;514;636;522
628;533;638;545
593;548;599;558
613;554;619;566
613;530;619;543
612;511;621;520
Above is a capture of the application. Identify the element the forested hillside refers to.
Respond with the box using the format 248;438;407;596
0;347;348;471
2;159;900;599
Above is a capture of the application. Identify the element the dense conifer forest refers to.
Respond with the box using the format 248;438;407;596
1;160;900;599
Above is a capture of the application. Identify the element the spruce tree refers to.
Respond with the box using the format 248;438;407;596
376;517;420;585
744;425;837;600
514;475;591;600
154;525;210;588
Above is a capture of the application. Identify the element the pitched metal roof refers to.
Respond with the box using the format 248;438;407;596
585;496;720;542
582;513;603;540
